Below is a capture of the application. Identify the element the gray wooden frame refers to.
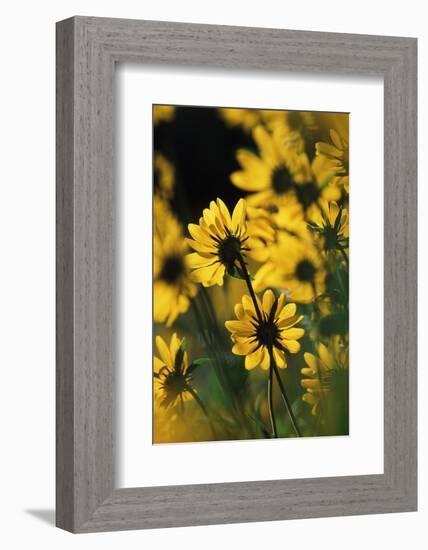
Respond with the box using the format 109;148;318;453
56;16;417;533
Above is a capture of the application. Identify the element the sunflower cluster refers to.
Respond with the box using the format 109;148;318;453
152;105;349;443
153;113;197;328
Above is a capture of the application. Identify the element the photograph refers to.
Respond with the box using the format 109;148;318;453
153;104;350;443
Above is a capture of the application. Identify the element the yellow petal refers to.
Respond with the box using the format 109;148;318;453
278;313;304;329
225;320;253;336
170;333;181;358
234;303;246;321
188;223;212;243
277;293;286;311
185;252;212;269
301;366;316;377
231;198;246;232
262;289;275;314
278;302;296;320
186;239;215;255
281;327;305;340
253;125;279;168
153;356;165;374
242;295;257;317
232;150;271;191
155;335;172;368
316;142;341;159
190;263;219;283
303;392;318;405
301;378;321;390
260;348;270;370
273;347;286;368
245;346;263;370
328;202;340;225
209;263;226;286
216;198;232;227
303;353;319;371
283;339;301;354
232;341;255;355
318;342;334;370
203;207;217;227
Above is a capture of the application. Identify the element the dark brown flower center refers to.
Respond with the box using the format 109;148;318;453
164;371;187;394
323;225;338;250
160;371;188;408
218;234;243;272
296;259;316;282
295;182;320;209
272;166;294;195
160;255;184;284
256;318;280;348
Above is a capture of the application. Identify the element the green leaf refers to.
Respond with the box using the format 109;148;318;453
192;357;211;366
180;337;187;351
187;358;211;376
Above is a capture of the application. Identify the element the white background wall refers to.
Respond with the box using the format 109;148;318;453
0;1;424;548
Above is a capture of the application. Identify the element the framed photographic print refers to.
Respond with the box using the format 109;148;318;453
56;17;417;532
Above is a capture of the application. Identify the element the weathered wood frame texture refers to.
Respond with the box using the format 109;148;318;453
56;16;417;533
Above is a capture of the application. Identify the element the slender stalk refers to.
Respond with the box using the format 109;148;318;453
236;252;300;438
237;253;263;323
268;363;278;438
269;347;302;437
186;385;217;440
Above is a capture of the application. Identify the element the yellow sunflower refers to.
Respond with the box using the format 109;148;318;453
230;125;308;207
253;232;326;304
153;105;176;125
225;289;304;370
316;128;349;194
154;152;175;200
154;333;194;409
185;198;250;287
308;200;349;252
154;209;197;326
231;125;339;216
301;337;349;416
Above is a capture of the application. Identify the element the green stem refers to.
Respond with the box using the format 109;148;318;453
269;347;302;437
186;385;217;440
237;254;263;323
268;363;278;438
